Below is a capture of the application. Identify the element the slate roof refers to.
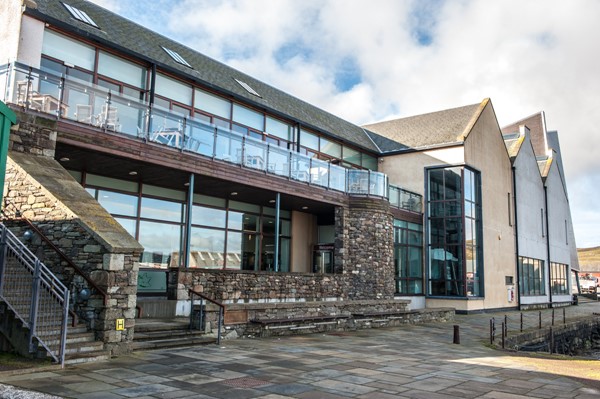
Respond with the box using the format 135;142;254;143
502;133;524;160
362;100;485;152
502;112;547;158
26;0;380;152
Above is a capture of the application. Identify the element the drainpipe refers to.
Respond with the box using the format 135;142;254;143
274;192;280;272
544;185;553;306
512;166;521;309
184;173;194;269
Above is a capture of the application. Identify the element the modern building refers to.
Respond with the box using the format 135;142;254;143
0;0;579;358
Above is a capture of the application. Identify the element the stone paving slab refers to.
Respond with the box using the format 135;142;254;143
1;301;599;399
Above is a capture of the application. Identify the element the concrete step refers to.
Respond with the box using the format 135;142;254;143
64;350;110;365
132;336;216;351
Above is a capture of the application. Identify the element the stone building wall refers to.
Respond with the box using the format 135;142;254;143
8;111;56;157
343;197;396;300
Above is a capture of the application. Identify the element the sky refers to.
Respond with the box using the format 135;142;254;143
89;0;600;248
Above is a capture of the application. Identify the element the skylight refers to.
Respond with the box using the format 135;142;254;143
161;47;192;68
234;78;261;98
62;3;99;28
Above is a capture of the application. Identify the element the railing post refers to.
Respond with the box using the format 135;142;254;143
0;226;7;292
552;309;555;326
520;313;523;332
188;291;194;330
58;76;65;119
539;311;542;329
60;289;69;368
28;259;42;353
217;307;223;345
181;116;187;151
212;126;218;159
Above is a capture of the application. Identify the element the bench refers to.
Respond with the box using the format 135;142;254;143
250;315;350;330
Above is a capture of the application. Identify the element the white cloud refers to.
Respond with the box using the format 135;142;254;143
88;0;600;247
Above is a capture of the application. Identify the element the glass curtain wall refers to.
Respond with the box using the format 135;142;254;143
550;262;569;295
427;166;483;297
518;257;546;296
394;220;423;294
80;173;291;271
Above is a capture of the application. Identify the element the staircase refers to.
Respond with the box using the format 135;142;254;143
132;318;217;351
55;324;110;365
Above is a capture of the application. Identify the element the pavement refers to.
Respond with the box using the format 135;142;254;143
1;299;600;399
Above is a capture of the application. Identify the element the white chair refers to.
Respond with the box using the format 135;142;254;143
75;104;93;124
100;105;120;131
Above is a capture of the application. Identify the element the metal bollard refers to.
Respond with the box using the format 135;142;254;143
501;321;505;349
453;325;460;344
520;313;523;332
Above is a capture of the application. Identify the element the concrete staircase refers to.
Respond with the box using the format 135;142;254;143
58;324;110;365
132;318;216;351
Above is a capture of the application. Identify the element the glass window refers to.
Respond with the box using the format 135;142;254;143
42;30;95;71
193;194;226;208
232;103;264;131
343;146;361;165
98;51;146;88
85;174;138;193
228;212;259;231
229;200;260;213
189;227;225;269
394;220;423;295
551;263;569;295
300;130;319;151
97;190;138;217
142;184;186;201
194;89;231;119
191;205;226;228
140;197;184;222
265;116;292;141
362;154;378;171
138;220;182;268
320;137;342;158
155;73;192;106
519;257;546;296
427;166;482;298
115;217;137;237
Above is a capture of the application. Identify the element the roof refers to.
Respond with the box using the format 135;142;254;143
362;100;486;152
502;133;525;160
26;0;380;152
502;112;547;157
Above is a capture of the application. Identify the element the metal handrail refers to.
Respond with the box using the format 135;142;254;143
0;223;69;367
188;288;224;345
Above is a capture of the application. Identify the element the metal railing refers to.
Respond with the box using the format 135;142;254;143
0;61;395;201
188;288;224;345
0;223;69;366
389;185;422;213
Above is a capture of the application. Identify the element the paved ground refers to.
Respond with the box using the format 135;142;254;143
1;300;599;399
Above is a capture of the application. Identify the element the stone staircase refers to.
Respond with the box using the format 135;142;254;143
132;318;217;351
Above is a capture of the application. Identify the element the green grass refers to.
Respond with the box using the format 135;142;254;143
0;352;52;372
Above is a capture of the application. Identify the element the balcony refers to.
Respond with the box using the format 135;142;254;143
0;62;421;212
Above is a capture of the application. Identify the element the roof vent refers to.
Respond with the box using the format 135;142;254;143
62;3;99;28
161;46;192;68
234;78;261;98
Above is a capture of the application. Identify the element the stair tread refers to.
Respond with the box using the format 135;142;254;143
132;336;216;350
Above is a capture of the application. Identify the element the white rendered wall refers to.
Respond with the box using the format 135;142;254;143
17;15;45;68
0;0;22;64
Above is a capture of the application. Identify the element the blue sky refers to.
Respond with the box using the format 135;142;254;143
91;0;600;248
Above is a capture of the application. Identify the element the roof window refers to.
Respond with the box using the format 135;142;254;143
62;3;99;28
234;78;261;97
161;46;192;68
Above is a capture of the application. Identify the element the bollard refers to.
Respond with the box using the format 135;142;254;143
539;311;542;329
501;321;505;349
552;309;555;326
504;315;508;336
490;318;494;344
520;313;523;332
563;308;566;325
549;327;554;354
453;325;460;344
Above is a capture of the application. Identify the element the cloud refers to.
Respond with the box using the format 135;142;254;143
88;0;600;247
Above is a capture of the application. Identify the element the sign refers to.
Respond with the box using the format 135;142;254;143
116;318;125;331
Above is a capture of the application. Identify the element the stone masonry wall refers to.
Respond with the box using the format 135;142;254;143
174;269;351;303
8;111;56;157
3;157;142;355
343;197;396;300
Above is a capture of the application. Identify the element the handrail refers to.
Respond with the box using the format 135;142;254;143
15;217;109;307
188;288;224;345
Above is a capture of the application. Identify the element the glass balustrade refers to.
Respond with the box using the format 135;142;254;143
389;185;423;213
1;62;396;200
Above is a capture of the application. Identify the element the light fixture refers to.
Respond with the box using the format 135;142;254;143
59;157;70;162
269;199;276;203
184;182;190;186
128;171;137;176
23;230;33;241
230;192;238;196
301;206;308;210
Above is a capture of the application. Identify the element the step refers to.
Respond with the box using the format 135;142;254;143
132;336;216;351
64;340;104;355
43;331;96;347
133;328;207;342
64;350;110;365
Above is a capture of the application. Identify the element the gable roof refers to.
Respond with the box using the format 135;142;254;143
502;112;547;158
362;100;487;152
502;132;525;160
26;0;380;152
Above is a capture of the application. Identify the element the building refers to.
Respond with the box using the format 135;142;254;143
0;0;579;358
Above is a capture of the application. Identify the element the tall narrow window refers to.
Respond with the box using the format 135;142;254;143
394;220;423;295
427;166;482;297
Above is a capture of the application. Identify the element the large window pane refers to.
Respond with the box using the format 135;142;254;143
139;221;182;268
98;51;146;88
42;30;95;71
97;190;138;216
320;137;341;158
265;116;292;140
155;73;192;105
194;89;231;119
343;146;361;165
191;205;226;228
300;130;319;151
189;227;225;269
140;197;184;222
232;103;264;131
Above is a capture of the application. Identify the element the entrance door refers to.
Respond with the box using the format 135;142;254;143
313;245;334;273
